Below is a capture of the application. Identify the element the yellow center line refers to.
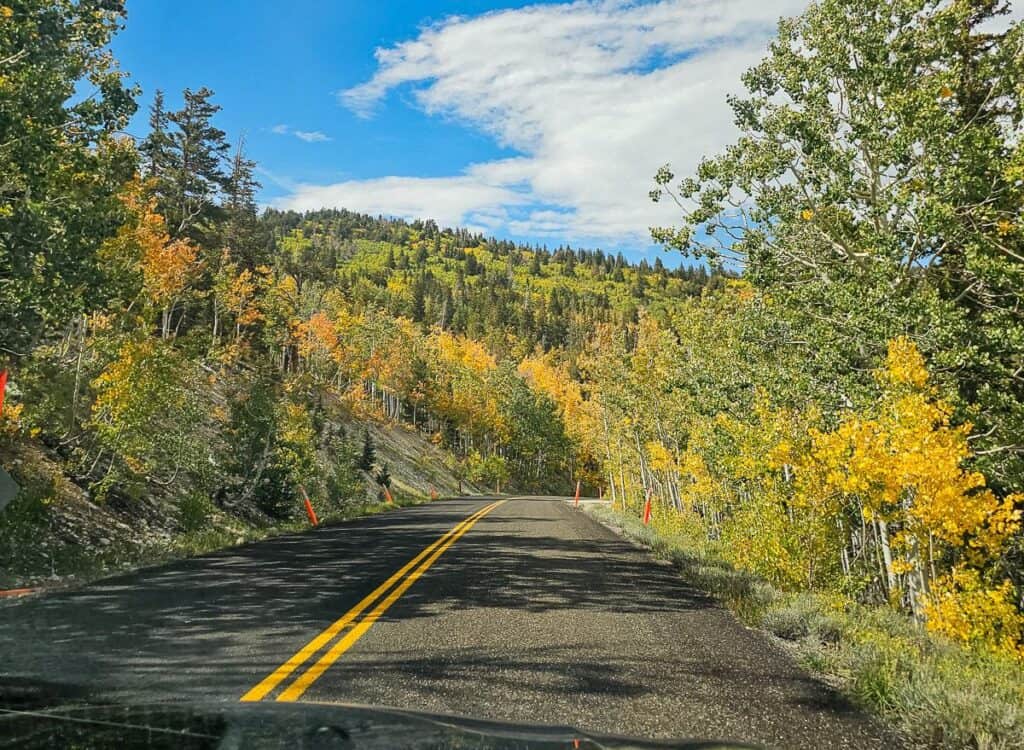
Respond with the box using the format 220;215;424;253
239;501;501;703
276;499;505;702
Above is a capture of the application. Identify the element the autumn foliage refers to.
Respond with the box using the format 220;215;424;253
580;298;1024;661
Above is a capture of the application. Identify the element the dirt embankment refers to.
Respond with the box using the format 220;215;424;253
0;416;484;590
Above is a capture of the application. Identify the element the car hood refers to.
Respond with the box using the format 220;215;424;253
0;679;757;749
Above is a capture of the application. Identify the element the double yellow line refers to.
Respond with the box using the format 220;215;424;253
240;500;504;703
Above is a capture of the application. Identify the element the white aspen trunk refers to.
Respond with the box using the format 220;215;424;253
69;314;87;431
211;299;219;350
618;463;627;508
877;519;897;596
634;431;650;498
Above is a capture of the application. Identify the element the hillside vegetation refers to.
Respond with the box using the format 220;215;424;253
0;0;723;584
1;1;1023;745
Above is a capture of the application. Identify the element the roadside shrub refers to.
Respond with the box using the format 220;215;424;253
252;462;294;520
89;337;209;499
764;593;843;644
323;431;363;507
178;492;214;532
923;568;1024;661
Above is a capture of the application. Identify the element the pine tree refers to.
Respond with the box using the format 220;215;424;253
375;462;392;488
630;271;646;299
140;90;173;182
358;428;376;471
411;276;426;322
223;138;262;267
563;252;576;276
529;252;542;276
163;87;230;242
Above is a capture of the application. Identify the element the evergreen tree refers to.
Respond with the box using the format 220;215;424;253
630;270;646;299
163;87;230;242
563;252;576;276
358;428;376;471
222;138;262;267
411;276;426;322
140;90;173;181
529;252;543;276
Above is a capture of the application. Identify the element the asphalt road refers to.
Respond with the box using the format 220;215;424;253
0;496;896;748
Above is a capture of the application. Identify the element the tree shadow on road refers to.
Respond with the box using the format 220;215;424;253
0;498;897;749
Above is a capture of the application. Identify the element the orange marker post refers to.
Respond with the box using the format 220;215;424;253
0;587;35;598
430;486;438;501
0;369;7;416
642;489;653;525
573;480;581;508
300;485;319;526
383;486;394;504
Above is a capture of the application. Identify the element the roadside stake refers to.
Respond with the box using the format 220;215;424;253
300;485;318;526
240;500;504;703
573;480;581;507
0;587;35;598
383;486;394;504
642;489;653;525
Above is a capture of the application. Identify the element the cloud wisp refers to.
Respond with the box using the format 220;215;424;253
272;123;333;143
278;0;808;245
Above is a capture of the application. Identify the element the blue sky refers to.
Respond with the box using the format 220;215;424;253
112;0;806;262
113;2;520;187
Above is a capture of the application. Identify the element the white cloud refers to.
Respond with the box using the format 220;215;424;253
275;0;809;244
293;129;332;143
271;124;332;143
280;161;530;229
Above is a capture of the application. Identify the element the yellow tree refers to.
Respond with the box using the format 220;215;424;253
99;180;201;339
296;311;340;383
518;351;597;479
211;251;264;351
798;338;1022;621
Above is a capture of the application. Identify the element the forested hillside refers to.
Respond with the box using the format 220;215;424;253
0;0;726;583
1;1;1023;741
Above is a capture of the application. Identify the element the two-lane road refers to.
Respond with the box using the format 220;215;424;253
1;497;894;748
